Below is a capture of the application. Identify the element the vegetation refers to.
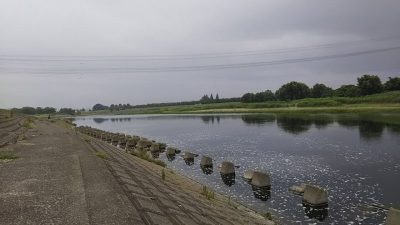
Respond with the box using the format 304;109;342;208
275;81;311;100
131;149;166;167
22;117;35;129
0;152;18;160
384;77;400;91
201;185;215;200
357;74;383;95
95;151;108;159
161;169;166;180
83;91;400;115
11;106;80;115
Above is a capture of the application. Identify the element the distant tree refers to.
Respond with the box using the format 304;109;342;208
20;107;36;115
357;74;383;96
334;85;360;97
92;103;108;111
43;107;56;114
210;94;214;101
80;108;86;112
59;108;75;115
384;76;400;91
275;81;310;100
262;90;276;101
311;83;333;98
215;94;220;102
200;95;210;104
241;93;255;103
35;107;44;114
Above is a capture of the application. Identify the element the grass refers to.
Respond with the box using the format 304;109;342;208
161;168;166;180
131;148;166;167
82;91;400;115
262;212;273;220
95;151;108;159
22;117;35;129
201;185;215;200
0;152;18;160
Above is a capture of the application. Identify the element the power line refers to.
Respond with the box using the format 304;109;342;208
2;45;398;74
1;36;399;61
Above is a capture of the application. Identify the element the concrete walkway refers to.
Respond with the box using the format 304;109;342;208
0;119;274;225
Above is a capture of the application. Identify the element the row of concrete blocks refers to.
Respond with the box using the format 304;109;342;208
77;126;399;224
78;126;326;206
186;153;328;207
77;126;167;153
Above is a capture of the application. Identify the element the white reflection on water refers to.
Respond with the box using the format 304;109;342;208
74;114;400;224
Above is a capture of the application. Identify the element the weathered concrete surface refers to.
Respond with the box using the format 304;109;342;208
386;207;400;225
0;119;275;225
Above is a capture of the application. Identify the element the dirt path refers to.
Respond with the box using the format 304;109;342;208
0;119;274;225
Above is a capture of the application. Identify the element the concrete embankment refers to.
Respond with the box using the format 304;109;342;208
0;118;275;225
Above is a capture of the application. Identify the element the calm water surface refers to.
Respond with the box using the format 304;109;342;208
73;114;400;225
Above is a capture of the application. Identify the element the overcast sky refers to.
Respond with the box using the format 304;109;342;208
1;0;400;109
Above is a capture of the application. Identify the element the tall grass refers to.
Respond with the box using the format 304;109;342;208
83;91;400;115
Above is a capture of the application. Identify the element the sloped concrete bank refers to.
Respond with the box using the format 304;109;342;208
0;118;276;225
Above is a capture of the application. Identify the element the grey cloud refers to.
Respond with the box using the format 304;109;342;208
0;0;399;108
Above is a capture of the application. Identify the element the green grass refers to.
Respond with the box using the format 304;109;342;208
82;91;400;115
0;152;18;160
161;169;166;180
131;149;166;167
22;117;35;129
95;151;108;159
201;185;215;200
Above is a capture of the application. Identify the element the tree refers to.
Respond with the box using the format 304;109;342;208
43;107;56;114
20;107;36;115
92;103;108;111
200;95;210;104
384;77;400;91
275;81;310;100
357;74;383;96
210;94;214;101
59;108;75;115
253;90;276;102
261;90;276;101
215;94;220;102
311;83;332;98
334;85;360;97
241;93;255;103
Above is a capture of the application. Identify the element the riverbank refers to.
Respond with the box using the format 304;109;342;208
0;118;275;225
83;91;400;116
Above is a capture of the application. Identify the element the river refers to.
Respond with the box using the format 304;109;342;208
73;113;400;224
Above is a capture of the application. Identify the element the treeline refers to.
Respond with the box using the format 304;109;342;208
91;74;400;112
12;107;85;115
92;94;241;112
241;75;400;102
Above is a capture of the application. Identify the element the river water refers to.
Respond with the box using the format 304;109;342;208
73;113;400;224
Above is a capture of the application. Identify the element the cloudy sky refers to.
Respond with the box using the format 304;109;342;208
1;0;400;109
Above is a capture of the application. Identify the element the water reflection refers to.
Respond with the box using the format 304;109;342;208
276;115;313;134
151;152;160;159
166;154;176;161
201;115;220;124
251;186;271;201
241;114;276;125
358;121;385;140
200;165;213;175
93;118;108;124
303;203;329;221
184;158;194;166
220;173;235;186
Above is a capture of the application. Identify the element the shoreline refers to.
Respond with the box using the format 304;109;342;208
0;117;276;225
78;124;279;224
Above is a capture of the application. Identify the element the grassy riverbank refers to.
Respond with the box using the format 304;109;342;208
83;91;400;115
